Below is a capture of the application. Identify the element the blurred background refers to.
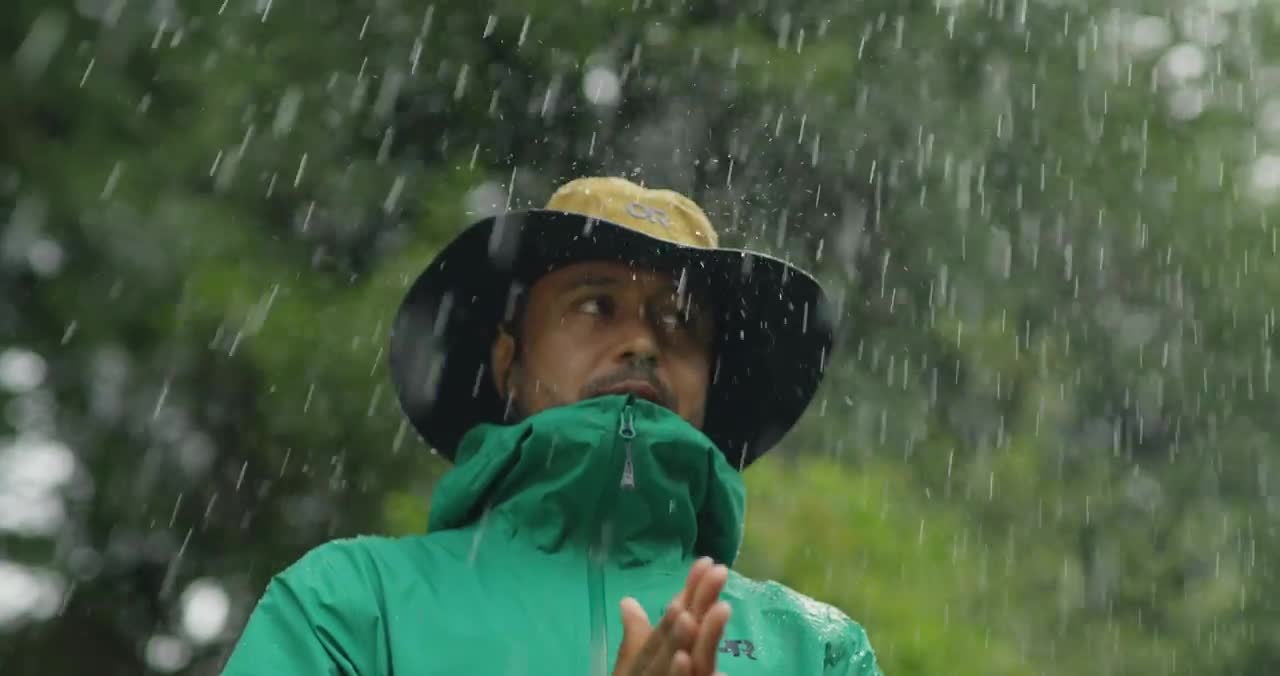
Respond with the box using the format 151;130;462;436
4;0;1280;674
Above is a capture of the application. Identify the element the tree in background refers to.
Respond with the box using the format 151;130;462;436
2;1;1279;674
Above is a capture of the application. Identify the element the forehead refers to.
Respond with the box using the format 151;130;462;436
529;260;691;298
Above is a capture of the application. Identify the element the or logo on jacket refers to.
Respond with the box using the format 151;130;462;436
718;639;758;659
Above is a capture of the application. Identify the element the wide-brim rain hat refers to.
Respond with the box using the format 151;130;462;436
389;176;834;469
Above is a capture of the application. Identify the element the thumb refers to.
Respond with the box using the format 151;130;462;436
615;597;652;665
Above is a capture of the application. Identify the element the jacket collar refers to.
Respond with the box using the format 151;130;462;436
426;395;745;566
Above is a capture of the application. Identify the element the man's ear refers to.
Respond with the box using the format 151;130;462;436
491;327;517;396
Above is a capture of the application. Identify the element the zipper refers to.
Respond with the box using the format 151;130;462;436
619;406;636;489
590;401;637;676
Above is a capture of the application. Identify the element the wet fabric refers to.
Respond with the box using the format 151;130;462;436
222;395;881;675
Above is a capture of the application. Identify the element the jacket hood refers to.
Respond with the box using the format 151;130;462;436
426;395;746;566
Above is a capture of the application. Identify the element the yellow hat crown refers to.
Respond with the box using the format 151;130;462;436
544;177;720;248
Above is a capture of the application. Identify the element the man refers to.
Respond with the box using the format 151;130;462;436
222;177;881;675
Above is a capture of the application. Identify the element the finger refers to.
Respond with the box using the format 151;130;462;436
659;608;699;661
689;564;728;620
691;601;732;676
674;557;713;608
619;598;652;646
635;602;685;673
671;609;698;652
652;607;700;676
616;598;652;670
621;597;652;629
690;603;731;676
669;650;693;676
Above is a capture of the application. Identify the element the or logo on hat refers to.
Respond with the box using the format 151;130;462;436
625;201;672;230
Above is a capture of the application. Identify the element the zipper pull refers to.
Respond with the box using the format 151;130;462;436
619;408;636;489
619;408;636;439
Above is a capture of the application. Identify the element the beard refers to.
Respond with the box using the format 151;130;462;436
500;359;679;423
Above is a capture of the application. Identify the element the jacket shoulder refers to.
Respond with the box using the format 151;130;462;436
726;571;879;673
281;535;396;579
274;533;447;598
223;536;405;675
224;533;479;676
725;571;858;634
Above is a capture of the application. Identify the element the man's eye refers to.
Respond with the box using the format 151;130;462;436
579;296;613;316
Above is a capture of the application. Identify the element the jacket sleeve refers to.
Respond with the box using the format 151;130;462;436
221;540;386;676
824;617;883;676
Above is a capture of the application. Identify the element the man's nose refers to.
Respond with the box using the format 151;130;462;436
615;312;660;363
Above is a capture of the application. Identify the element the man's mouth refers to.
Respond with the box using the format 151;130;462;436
597;380;664;405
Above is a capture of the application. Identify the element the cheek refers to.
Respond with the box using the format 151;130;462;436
523;336;596;394
667;351;711;409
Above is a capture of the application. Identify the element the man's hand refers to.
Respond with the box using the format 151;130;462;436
613;557;732;676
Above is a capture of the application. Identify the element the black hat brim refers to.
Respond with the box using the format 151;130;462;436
388;209;834;469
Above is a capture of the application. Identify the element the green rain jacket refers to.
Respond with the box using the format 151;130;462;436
222;395;880;675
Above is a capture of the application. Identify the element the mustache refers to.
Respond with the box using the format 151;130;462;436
582;365;674;405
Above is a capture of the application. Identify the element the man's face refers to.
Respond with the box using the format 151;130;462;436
490;261;714;427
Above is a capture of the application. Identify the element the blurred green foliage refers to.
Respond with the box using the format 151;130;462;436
3;0;1280;674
